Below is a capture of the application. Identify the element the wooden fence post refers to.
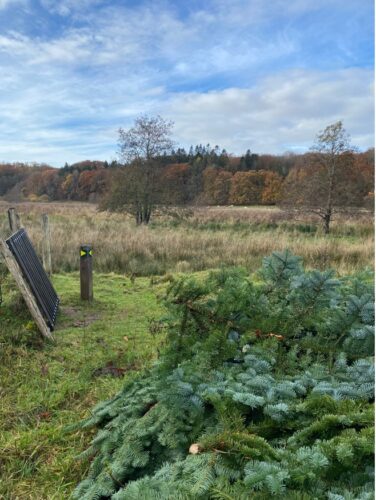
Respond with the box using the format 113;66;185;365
7;207;20;234
80;245;93;301
41;214;52;276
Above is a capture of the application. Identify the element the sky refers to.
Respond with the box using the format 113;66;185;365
0;0;374;166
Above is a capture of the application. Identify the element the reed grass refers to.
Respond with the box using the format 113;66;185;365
0;201;373;276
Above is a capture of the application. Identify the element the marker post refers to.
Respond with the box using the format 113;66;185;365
80;245;93;301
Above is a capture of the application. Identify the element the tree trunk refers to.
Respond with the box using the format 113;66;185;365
324;157;335;235
141;204;152;224
145;207;151;224
323;210;331;234
136;209;142;225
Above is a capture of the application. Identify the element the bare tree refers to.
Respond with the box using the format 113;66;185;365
281;121;365;234
118;115;174;163
109;115;174;224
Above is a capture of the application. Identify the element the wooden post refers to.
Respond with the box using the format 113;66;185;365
41;214;52;276
80;245;93;301
0;238;53;339
7;207;20;234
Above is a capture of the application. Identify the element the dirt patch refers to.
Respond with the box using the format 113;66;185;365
92;360;139;378
57;306;100;329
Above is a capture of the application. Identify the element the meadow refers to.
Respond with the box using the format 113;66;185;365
0;201;373;498
0;201;373;276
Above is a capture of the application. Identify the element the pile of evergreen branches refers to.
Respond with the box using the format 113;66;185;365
73;251;374;499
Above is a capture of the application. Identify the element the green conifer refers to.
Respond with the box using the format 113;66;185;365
72;252;374;499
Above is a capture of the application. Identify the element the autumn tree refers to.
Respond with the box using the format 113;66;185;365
281;121;365;234
354;148;375;209
228;170;283;206
261;171;283;205
229;171;265;205
77;168;110;201
203;167;232;204
61;170;80;200
160;163;190;205
0;163;30;196
104;115;174;224
257;153;295;177
23;167;61;201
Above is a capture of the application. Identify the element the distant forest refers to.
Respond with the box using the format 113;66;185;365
0;145;374;208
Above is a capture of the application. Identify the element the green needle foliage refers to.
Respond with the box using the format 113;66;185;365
73;251;374;499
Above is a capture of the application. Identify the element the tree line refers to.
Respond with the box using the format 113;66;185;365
0;116;373;233
0;149;304;204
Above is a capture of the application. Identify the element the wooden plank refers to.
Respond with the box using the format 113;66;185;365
0;238;53;340
41;214;52;276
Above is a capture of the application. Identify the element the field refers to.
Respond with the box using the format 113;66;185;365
0;201;373;275
0;201;373;498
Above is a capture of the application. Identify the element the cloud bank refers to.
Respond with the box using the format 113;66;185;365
0;0;373;165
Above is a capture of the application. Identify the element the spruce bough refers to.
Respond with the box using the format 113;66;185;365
73;251;374;499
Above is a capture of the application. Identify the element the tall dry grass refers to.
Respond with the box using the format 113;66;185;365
0;201;373;276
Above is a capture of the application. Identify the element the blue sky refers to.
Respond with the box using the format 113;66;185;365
0;0;374;166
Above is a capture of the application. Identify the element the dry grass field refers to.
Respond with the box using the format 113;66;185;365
0;200;373;498
0;201;373;276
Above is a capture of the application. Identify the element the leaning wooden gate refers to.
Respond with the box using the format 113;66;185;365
0;228;59;339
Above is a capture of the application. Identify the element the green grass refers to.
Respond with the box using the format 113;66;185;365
0;272;165;499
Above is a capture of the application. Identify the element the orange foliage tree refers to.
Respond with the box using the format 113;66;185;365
77;169;110;201
354;148;374;209
229;171;264;205
161;163;190;204
24;168;61;200
260;171;283;204
203;167;233;204
229;171;281;205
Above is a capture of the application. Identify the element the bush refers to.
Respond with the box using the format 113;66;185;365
73;251;374;499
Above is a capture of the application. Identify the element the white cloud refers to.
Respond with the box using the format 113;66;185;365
39;0;105;16
165;68;374;154
0;0;372;164
0;64;373;165
0;30;96;65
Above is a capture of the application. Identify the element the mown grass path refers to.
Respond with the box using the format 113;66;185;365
0;273;164;499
